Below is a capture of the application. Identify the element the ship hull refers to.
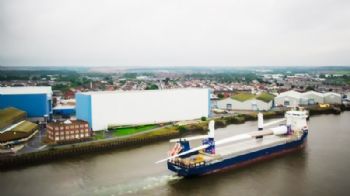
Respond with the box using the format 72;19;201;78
168;131;308;177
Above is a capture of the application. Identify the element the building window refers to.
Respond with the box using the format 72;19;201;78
308;99;315;105
60;127;64;130
284;100;290;106
55;137;59;141
85;133;89;137
85;124;88;128
251;102;258;111
226;104;232;110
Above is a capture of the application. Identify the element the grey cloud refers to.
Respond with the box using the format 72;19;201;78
0;0;349;67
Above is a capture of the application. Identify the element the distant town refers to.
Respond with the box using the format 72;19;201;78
0;66;350;162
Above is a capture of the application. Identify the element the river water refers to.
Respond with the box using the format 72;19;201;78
1;112;350;196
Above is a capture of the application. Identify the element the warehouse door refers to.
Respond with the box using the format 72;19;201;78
226;104;232;110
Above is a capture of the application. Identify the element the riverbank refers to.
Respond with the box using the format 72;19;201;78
2;111;350;196
0;105;349;170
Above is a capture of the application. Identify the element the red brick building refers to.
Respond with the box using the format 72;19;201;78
64;89;75;99
47;120;91;143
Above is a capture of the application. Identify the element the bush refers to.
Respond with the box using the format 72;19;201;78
201;116;207;121
177;125;188;134
240;113;257;121
214;120;226;128
224;116;245;124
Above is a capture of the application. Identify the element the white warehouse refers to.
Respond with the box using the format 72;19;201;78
274;90;342;107
76;88;210;131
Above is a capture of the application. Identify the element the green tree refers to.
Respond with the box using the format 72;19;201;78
306;86;315;91
145;84;159;90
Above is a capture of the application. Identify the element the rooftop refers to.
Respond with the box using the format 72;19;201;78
276;90;341;98
0;121;38;143
277;90;302;98
231;92;275;103
303;90;323;97
0;86;52;95
77;88;208;96
48;119;88;127
0;107;26;130
53;105;75;110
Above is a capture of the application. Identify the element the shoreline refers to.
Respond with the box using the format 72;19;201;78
0;105;349;170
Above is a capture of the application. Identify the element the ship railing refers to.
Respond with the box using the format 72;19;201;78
170;159;206;168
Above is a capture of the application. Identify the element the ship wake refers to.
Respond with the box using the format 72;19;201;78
75;174;182;196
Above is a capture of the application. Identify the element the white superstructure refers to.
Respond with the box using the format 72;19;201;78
76;88;210;131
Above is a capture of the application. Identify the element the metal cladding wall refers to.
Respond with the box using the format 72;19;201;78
0;94;49;117
77;89;210;131
216;98;273;111
76;93;92;128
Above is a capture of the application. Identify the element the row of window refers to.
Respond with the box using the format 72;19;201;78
48;129;89;136
48;133;90;141
48;124;88;131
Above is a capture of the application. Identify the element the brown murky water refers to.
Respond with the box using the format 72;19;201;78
1;112;350;196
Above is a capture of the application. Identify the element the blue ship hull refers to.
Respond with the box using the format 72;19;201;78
168;131;308;177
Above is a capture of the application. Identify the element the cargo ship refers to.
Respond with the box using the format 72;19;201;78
156;108;308;177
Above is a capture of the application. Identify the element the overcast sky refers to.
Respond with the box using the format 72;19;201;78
0;0;350;67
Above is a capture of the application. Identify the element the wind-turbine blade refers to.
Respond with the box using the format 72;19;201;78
155;144;210;164
263;118;286;128
215;134;252;146
169;135;208;143
208;120;215;138
270;126;288;135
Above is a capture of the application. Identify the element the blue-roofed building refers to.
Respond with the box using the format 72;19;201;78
0;86;53;119
53;105;76;118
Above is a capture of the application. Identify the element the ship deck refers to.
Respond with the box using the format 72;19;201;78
172;134;298;167
216;134;292;158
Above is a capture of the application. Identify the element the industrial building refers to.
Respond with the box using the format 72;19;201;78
274;90;303;107
53;105;76;118
0;107;39;150
0;86;53;120
274;90;342;107
323;92;342;104
76;88;210;131
47;120;90;143
216;92;274;111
